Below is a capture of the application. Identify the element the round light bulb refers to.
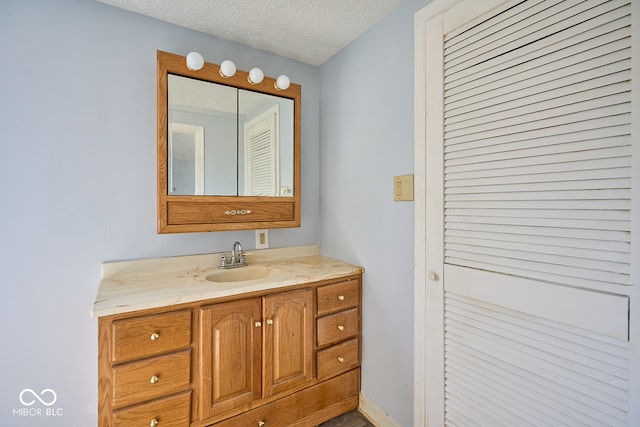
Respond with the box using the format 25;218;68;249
248;67;264;84
219;60;236;78
185;52;204;71
275;75;291;90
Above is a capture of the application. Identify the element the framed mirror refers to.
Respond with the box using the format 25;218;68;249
157;51;301;233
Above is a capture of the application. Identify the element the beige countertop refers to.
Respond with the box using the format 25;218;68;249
92;245;364;318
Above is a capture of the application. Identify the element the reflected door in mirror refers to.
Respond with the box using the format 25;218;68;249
169;123;204;195
169;75;238;196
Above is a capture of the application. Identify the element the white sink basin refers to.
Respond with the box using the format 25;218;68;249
205;265;269;283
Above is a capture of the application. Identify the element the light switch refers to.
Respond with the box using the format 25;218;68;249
394;174;414;201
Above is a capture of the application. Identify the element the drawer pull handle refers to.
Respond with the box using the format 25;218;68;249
258;421;265;427
225;209;253;216
150;419;159;427
337;325;345;331
337;356;345;363
255;321;262;327
150;375;159;384
150;333;160;341
338;295;345;301
266;319;274;325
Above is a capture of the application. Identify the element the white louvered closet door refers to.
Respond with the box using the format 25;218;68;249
418;0;637;425
244;105;279;196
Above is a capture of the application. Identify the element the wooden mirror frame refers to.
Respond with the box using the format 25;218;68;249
157;51;301;233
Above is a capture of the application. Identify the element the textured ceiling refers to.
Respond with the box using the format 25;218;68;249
96;0;404;66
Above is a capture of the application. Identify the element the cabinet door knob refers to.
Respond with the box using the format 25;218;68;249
150;375;159;384
150;419;159;427
338;295;345;301
255;321;262;327
266;319;274;325
337;325;345;331
428;271;439;281
337;356;345;363
258;421;265;426
150;333;160;341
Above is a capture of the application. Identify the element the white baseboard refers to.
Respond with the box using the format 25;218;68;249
358;392;401;427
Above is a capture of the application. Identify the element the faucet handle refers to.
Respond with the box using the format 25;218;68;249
220;254;228;267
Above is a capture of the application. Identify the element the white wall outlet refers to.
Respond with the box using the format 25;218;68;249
255;229;269;249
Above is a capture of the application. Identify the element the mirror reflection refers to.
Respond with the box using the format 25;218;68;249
168;74;294;197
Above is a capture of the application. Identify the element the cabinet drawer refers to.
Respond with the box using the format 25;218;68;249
317;339;359;380
317;280;359;316
212;369;360;427
113;391;191;427
317;308;359;347
112;350;191;409
167;200;295;225
112;310;191;363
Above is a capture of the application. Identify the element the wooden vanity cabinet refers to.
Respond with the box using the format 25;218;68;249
198;289;313;420
262;289;314;397
98;274;361;427
315;278;362;380
199;298;262;419
98;310;193;427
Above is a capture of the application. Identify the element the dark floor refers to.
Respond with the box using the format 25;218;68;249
319;410;375;427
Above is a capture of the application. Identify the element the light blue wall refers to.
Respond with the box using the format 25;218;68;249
319;0;428;425
0;0;319;425
1;0;427;425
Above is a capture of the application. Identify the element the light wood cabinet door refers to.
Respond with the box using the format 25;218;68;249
199;298;262;419
262;289;313;397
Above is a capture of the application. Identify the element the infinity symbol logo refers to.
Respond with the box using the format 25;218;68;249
19;389;57;406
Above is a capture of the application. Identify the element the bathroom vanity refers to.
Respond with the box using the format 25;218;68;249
92;246;363;426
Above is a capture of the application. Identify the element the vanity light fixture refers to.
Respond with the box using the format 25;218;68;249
186;53;286;88
248;67;265;84
275;75;291;91
219;60;237;78
185;51;205;71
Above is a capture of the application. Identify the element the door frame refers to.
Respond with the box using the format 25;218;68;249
413;2;448;426
168;122;205;195
413;0;640;425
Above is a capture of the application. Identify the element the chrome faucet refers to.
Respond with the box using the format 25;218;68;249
219;241;247;269
231;241;243;264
